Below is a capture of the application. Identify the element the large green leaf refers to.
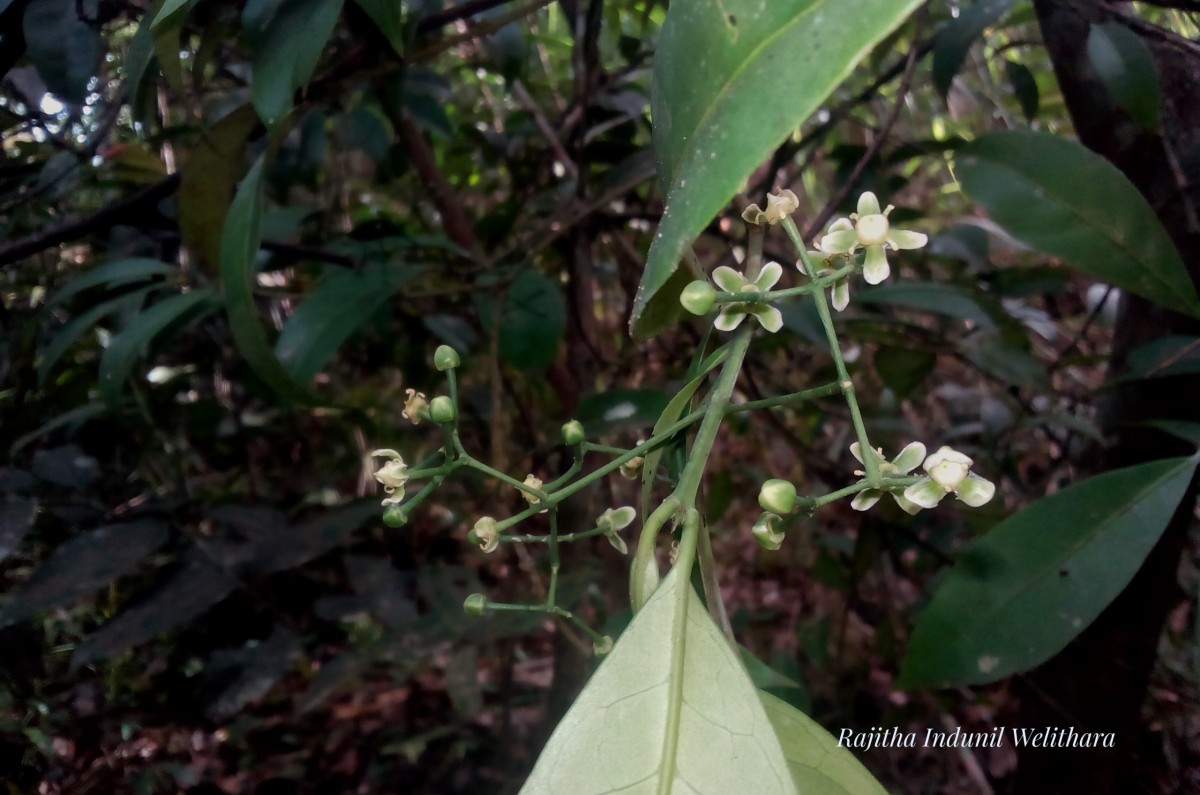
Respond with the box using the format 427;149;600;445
899;455;1199;688
218;156;318;404
47;258;175;307
251;0;344;126
98;289;221;405
38;286;160;385
276;263;419;383
149;0;193;29
521;565;793;794
956;130;1199;317
632;0;925;333
352;0;404;56
760;692;887;794
1086;21;1159;130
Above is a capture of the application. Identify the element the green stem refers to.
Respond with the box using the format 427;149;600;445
503;525;610;544
696;516;734;646
794;476;925;510
725;381;841;414
783;217;879;484
710;263;854;304
547;510;560;607
657;508;700;795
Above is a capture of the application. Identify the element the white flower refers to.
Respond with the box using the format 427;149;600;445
803;222;853;312
849;442;927;514
403;389;428;425
596;506;636;554
469;516;500;553
742;189;799;225
752;512;785;551
903;446;996;510
818;192;928;285
711;261;784;333
521;474;548;513
370;449;409;506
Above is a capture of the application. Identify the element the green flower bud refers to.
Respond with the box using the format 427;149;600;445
463;593;488;616
382;504;407;527
752;512;785;551
430;396;456;424
561;419;585;446
434;345;461;371
758;478;797;514
680;280;716;316
593;635;614;655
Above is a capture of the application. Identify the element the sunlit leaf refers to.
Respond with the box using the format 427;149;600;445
0;520;170;627
899;455;1199;687
633;0;925;333
956;130;1199;317
760;691;887;794
521;565;793;794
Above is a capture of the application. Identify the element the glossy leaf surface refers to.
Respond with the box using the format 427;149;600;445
633;0;925;332
760;691;887;794
521;566;793;794
956;130;1198;317
900;455;1198;687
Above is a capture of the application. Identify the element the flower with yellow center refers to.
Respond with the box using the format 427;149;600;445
903;446;996;510
370;449;409;506
402;389;428;425
819;192;928;285
711;262;784;333
848;441;926;514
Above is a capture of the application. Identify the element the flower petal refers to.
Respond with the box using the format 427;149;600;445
857;191;882;216
851;490;882;511
606;532;629;555
820;228;858;254
608;506;636;530
892;442;928;474
831;278;850;312
862;245;890;284
755;260;783;290
891;491;924;515
904;478;947;509
714;306;746;331
849;441;866;465
887;228;928;250
750;304;783;333
956;474;996;507
712;266;745;293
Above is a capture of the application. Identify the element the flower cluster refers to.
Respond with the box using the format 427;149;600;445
848;442;995;514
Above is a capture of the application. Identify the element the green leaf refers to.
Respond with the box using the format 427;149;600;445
1118;336;1200;382
899;455;1199;688
22;0;102;106
496;270;566;373
1086;21;1160;129
46;258;174;307
960;329;1049;390
760;692;887;794
632;0;925;333
521;565;793;794
149;0;193;29
276;263;418;383
218;156;319;404
37;286;159;386
857;282;999;328
874;346;935;399
352;0;404;56
576;389;669;435
1004;58;1039;122
251;0;344;126
956;130;1199;317
931;0;1018;99
0;521;171;627
98;289;221;405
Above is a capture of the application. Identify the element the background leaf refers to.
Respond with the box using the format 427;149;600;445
632;0;926;332
487;270;565;373
956;130;1198;316
251;0;344;125
931;0;1019;99
22;0;102;106
46;258;174;307
520;565;793;794
1086;21;1160;129
899;455;1199;688
1004;59;1039;122
0;521;170;627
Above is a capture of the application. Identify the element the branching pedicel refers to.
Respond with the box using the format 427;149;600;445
369;191;995;650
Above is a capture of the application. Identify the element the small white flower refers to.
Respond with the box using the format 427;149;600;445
752;512;785;551
849;442;927;514
903;446;996;510
819;192;927;285
402;389;428;425
742;189;799;225
711;261;784;333
370;449;409;506
596;506;636;554
521;474;548;513
469;516;500;553
803;221;854;311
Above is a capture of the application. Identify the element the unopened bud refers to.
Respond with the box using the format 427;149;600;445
430;396;455;424
561;420;585;446
434;345;461;371
758;479;797;514
382;504;407;527
680;280;716;315
752;512;785;551
463;593;488;616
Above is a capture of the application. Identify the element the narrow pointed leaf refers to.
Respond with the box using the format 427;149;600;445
760;691;887;794
956;130;1199;317
521;565;793;794
251;0;344;126
1086;21;1160;129
900;455;1199;688
0;521;170;627
46;258;174;307
632;0;925;333
931;0;1018;99
38;286;159;385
